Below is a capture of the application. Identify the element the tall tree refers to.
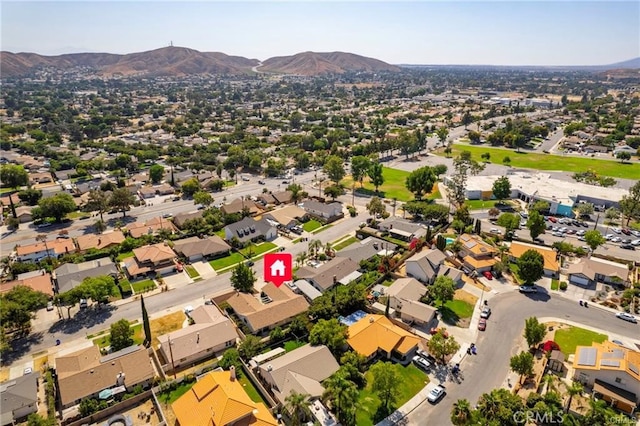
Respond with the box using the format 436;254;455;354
87;190;109;221
230;262;256;293
523;316;546;349
436;127;449;146
193;190;213;207
575;202;594;218
491;176;511;204
510;351;534;384
427;328;460;364
141;295;151;347
428;275;456;307
148;164;165;184
405;166;436;200
451;399;473;426
322;372;358;426
517;249;544;285
366;196;386;217
526;210;546;239
497;213;520;233
350;156;371;187
564;381;583;413
309;318;347;356
323;155;346;184
238;335;263;359
37;192;76;222
0;164;29;218
284;391;312;426
445;151;485;208
619;181;640;226
370;361;400;413
368;163;385;195
109;188;135;217
584;230;605;251
109;319;134;351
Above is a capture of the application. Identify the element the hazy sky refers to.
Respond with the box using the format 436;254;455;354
2;1;638;66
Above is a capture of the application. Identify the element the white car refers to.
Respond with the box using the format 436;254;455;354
489;228;502;234
605;234;614;240
183;305;194;315
611;237;622;243
616;312;637;324
612;227;622;234
631;239;640;246
412;355;431;371
427;386;446;403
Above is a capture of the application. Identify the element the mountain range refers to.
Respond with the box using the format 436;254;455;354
0;47;400;78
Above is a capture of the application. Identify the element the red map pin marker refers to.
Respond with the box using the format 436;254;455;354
264;253;293;288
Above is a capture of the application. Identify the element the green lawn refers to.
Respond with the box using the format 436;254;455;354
214;229;226;238
241;242;277;257
184;265;200;279
440;144;640;180
356;363;428;426
509;263;524;285
209;242;277;271
311;224;333;234
550;279;559;291
116;251;134;261
159;381;195;405
302;219;323;232
333;236;359;251
93;324;143;348
439;299;475;325
554;326;608;357
131;279;156;293
342;167;411;202
284;340;306;352
238;373;265;404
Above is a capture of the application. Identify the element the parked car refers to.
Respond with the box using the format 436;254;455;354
612;227;622;234
162;213;173;218
480;307;492;319
548;217;557;223
427;386;446;403
611;237;622;243
620;244;636;250
47;301;54;311
482;271;493;280
290;226;303;235
258;180;265;185
478;318;487;331
519;285;538;293
412;355;432;372
621;228;631;236
616;312;638;324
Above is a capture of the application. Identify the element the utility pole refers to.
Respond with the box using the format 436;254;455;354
168;335;177;379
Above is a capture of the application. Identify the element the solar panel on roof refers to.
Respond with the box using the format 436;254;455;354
577;348;597;366
600;359;621;367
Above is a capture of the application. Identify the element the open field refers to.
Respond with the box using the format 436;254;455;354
342;167;414;201
438;144;640;180
554;325;607;357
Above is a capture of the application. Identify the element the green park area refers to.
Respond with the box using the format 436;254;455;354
342;166;441;202
554;326;608;357
442;144;640;180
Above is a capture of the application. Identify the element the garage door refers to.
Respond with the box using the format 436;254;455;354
570;275;590;286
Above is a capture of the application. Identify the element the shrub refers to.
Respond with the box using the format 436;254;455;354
559;281;568;291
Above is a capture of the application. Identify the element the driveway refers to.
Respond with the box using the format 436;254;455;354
163;271;192;287
191;261;216;279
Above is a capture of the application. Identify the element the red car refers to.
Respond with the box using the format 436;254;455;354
478;318;487;331
548;217;557;223
482;271;493;280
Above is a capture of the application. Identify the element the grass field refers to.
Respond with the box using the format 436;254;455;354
311;224;333;234
238;373;265;404
333;236;359;251
209;242;277;271
440;144;640;179
302;219;323;232
184;265;200;278
116;251;134;261
341;166;442;202
356;363;428;426
94;323;144;348
131;279;156;293
284;340;306;352
554;326;608;357
159;381;194;404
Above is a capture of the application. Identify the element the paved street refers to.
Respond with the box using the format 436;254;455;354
406;290;639;425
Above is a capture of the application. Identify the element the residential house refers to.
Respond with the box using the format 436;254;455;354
378;218;428;242
0;373;39;425
573;341;640;415
227;284;309;334
16;238;75;263
257;193;277;206
457;234;498;273
385;278;437;326
54;258;118;294
613;144;636;156
1;270;54;297
55;345;154;409
508;242;559;278
138;183;175;199
173;236;231;262
223;217;277;245
302;200;344;222
172;211;204;230
138;186;157;199
257;344;339;404
123;243;177;279
75;230;126;252
171;370;278;426
347;314;421;362
292;279;323;301
14;206;33;223
272;190;293;204
28;172;53;185
126;216;177;238
263;205;306;230
405;248;463;285
296;257;361;293
220;198;261;216
157;305;239;371
566;257;630;287
336;237;397;264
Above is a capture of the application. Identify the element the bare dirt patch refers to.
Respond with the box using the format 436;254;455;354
149;311;187;346
454;289;478;306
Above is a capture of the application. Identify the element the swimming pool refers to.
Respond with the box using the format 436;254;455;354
445;237;455;245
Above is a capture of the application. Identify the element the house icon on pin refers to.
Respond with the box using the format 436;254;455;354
270;259;286;277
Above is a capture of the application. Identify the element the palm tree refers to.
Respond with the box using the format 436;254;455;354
284;391;312;426
542;374;557;395
564;381;583;413
583;398;609;425
322;373;358;425
476;390;501;420
295;251;307;267
451;399;473;425
324;242;334;258
308;239;322;260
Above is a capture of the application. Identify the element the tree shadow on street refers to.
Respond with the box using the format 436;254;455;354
48;305;116;335
3;331;44;365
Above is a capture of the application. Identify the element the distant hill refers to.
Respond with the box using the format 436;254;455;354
399;57;640;72
0;47;399;78
259;51;400;75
